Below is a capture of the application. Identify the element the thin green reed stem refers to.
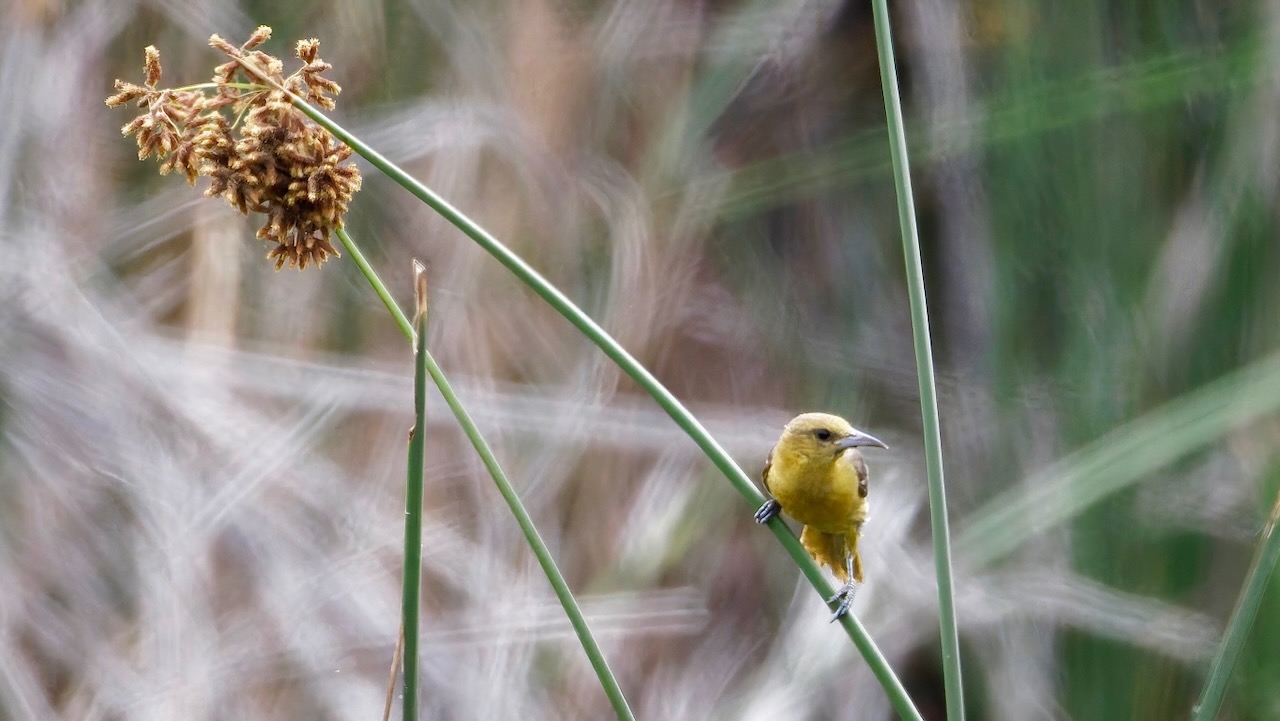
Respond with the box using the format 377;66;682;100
869;2;965;720
317;114;922;719
337;230;635;721
400;261;429;721
1192;487;1280;721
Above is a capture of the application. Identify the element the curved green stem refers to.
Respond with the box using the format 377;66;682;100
314;106;922;720
420;321;637;721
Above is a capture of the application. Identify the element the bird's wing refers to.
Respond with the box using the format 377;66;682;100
761;445;776;495
854;454;869;498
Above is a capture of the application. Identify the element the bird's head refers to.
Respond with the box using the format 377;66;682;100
780;412;888;461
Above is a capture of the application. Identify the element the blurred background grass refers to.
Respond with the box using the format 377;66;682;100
2;0;1278;719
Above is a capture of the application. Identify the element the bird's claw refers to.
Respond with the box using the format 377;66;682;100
754;499;781;525
827;581;859;622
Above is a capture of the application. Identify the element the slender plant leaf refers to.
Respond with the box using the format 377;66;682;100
958;351;1280;568
1191;485;1280;721
720;44;1259;221
382;625;404;721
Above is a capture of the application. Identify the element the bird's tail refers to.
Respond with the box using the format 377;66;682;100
800;527;864;584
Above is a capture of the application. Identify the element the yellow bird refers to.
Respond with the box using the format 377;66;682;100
755;412;888;621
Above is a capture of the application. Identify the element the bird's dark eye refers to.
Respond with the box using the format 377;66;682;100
814;429;832;441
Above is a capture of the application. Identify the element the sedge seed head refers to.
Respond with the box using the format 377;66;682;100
108;26;359;270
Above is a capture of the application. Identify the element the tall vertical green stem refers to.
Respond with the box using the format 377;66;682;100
869;2;966;719
400;260;429;720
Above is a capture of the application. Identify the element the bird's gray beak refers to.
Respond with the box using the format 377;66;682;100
835;429;888;450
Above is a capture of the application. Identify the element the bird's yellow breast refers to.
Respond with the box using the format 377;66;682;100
766;444;868;534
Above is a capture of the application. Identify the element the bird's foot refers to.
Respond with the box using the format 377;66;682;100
754;499;781;525
826;581;860;622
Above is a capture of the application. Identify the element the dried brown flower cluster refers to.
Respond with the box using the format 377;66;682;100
106;26;361;270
